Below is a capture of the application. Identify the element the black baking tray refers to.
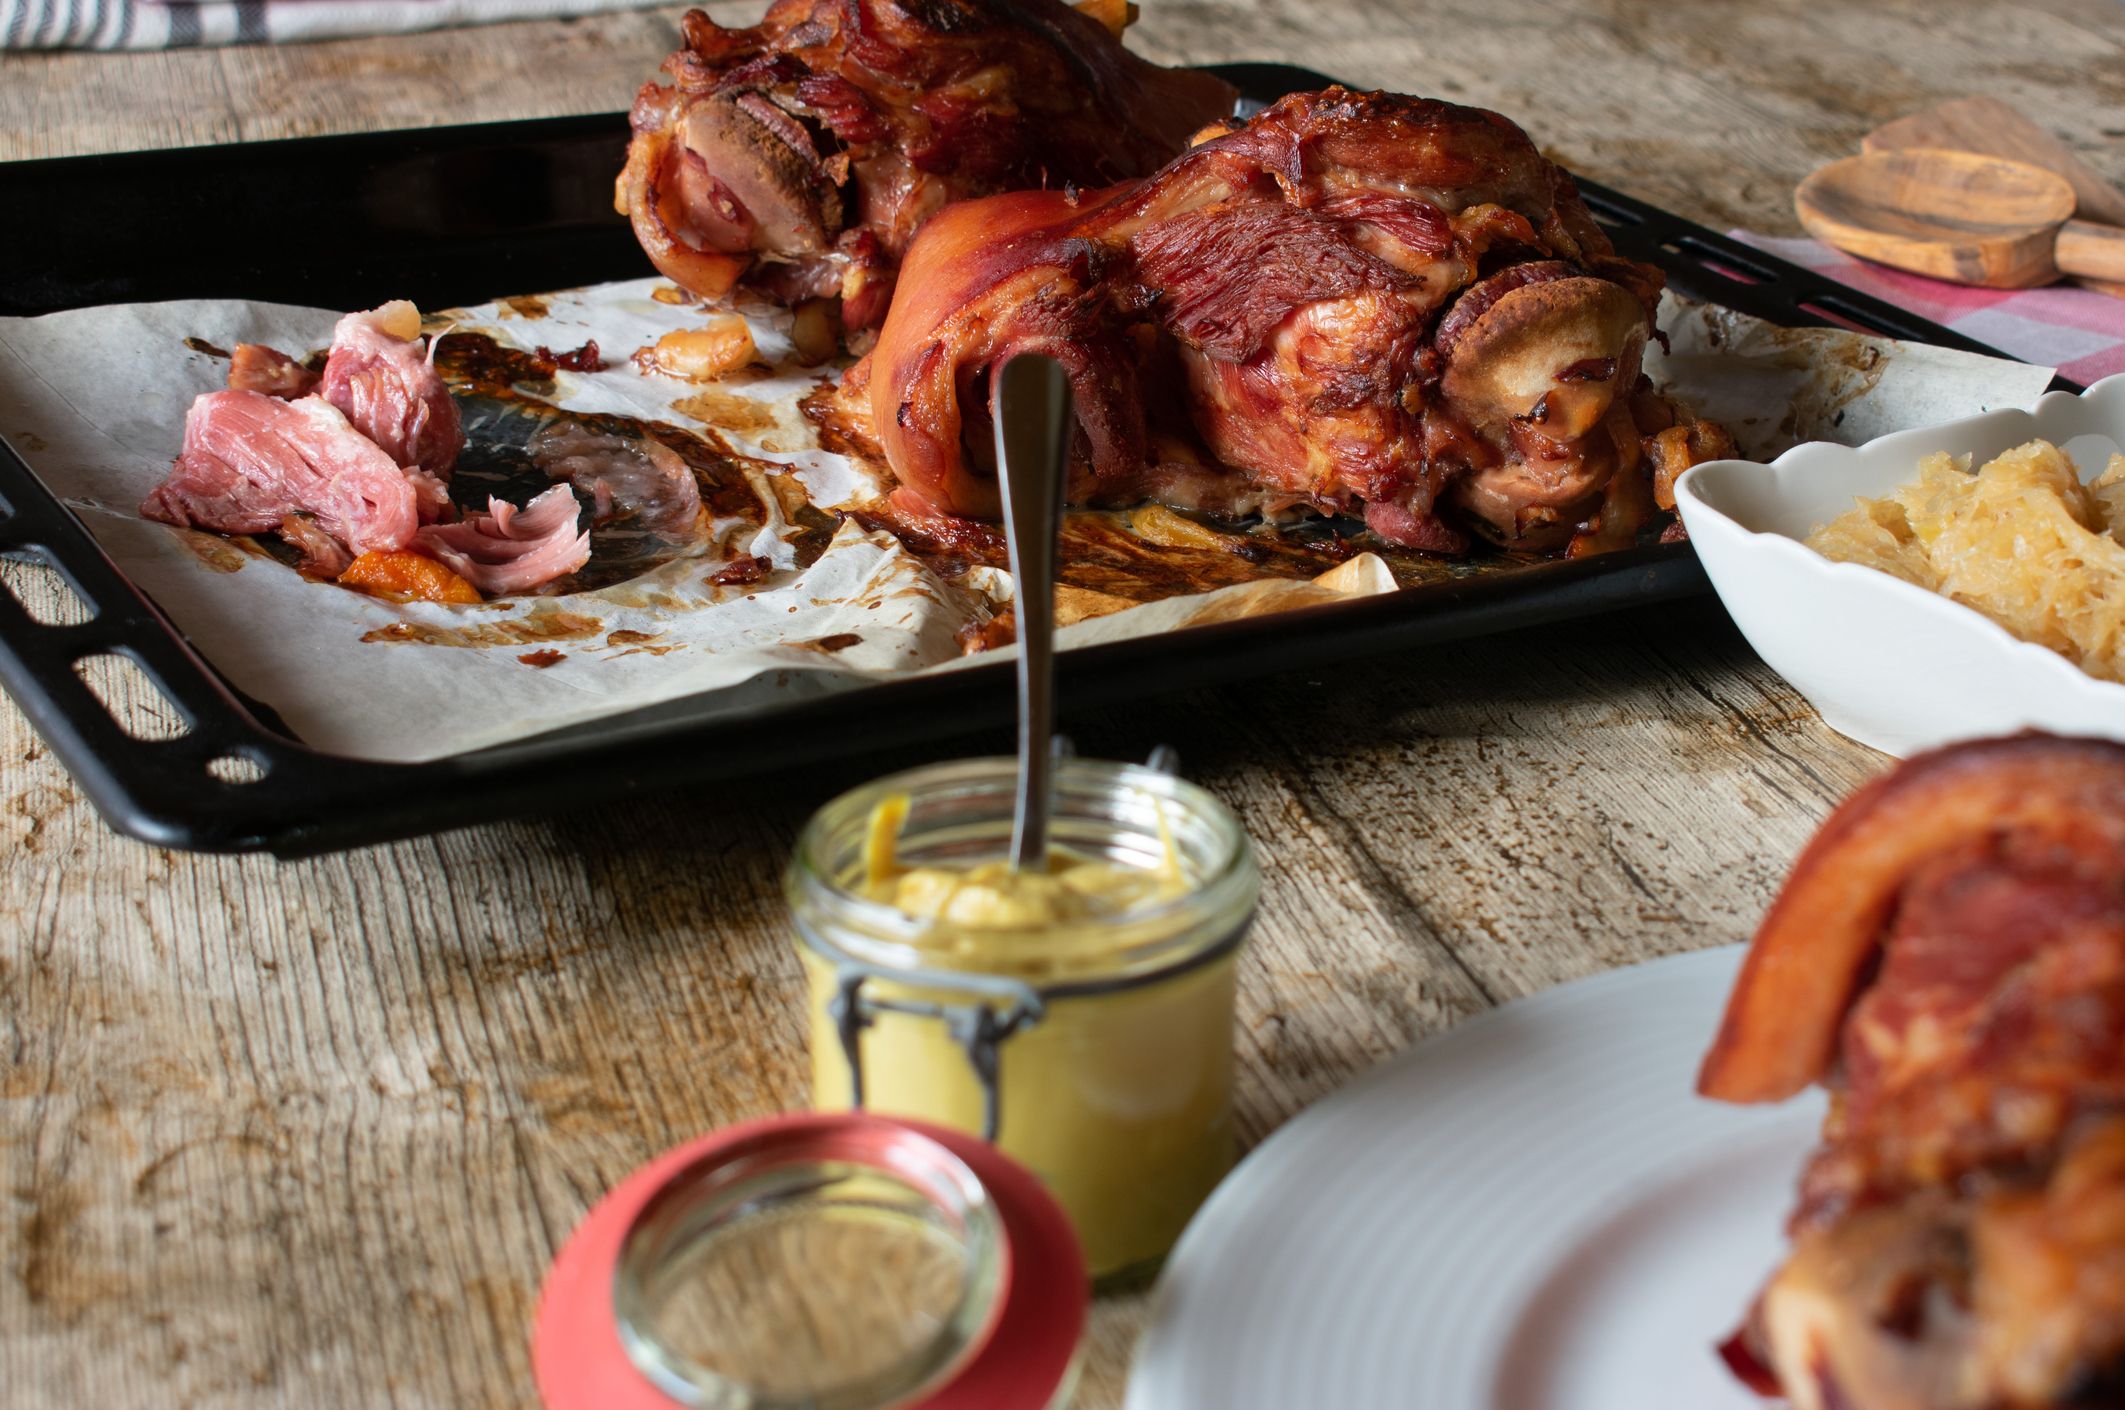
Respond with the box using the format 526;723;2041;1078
0;62;2077;856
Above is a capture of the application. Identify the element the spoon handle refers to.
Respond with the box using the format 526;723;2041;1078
2056;219;2125;290
993;354;1075;871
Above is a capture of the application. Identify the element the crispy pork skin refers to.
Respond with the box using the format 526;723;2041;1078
1703;735;2125;1410
862;87;1730;553
144;391;422;557
617;0;1236;329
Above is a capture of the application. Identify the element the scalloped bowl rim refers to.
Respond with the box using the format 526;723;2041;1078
1672;372;2125;756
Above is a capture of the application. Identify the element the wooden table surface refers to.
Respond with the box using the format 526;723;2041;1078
4;3;2121;1407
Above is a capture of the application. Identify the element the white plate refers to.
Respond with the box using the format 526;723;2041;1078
1126;946;1823;1410
1673;373;2125;758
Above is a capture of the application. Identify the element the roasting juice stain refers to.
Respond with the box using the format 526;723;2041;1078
788;632;864;654
497;294;551;320
672;387;781;434
182;336;231;359
434;331;837;594
518;649;566;668
604;630;684;659
362;610;602;649
175;528;264;572
602;628;683;657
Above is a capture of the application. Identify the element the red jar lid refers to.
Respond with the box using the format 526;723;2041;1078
533;1112;1085;1410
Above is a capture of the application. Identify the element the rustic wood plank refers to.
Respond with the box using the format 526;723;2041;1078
0;7;687;160
2;3;2114;1407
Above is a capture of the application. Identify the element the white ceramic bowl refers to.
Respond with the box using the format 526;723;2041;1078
1674;373;2125;757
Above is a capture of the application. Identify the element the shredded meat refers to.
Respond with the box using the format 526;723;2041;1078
138;303;601;595
616;0;1236;331
416;485;590;595
144;390;421;557
859;87;1732;555
319;301;462;480
132;300;588;593
1701;734;2125;1410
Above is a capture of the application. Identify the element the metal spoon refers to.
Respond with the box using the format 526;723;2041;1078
991;354;1074;871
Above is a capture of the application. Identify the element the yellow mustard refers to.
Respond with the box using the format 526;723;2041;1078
858;791;1189;927
789;760;1257;1283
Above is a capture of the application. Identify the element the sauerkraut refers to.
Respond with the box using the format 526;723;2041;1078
1807;439;2125;684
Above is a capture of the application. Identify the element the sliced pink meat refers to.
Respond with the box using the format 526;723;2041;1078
415;485;589;594
320;302;462;478
406;469;454;525
143;390;419;556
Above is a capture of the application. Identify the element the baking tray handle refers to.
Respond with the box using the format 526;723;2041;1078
0;436;368;850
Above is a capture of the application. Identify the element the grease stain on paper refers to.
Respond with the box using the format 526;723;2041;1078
672;387;781;435
787;632;864;654
362;610;602;649
176;529;257;573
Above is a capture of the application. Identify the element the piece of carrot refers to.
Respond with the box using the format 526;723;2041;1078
339;550;482;605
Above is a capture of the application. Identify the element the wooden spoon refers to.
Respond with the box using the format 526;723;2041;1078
1862;96;2125;298
1863;97;2125;227
1795;147;2125;291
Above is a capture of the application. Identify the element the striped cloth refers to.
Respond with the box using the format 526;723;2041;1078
1735;232;2125;388
3;0;667;48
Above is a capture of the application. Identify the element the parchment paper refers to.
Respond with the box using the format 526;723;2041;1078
0;278;2059;762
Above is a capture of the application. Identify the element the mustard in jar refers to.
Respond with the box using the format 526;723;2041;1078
786;757;1259;1283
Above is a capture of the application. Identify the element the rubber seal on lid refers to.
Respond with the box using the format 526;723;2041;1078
533;1112;1085;1410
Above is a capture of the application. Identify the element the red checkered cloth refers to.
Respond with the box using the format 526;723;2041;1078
3;0;666;48
1734;232;2125;387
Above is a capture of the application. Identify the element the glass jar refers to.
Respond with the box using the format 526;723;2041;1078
786;756;1260;1284
534;1112;1085;1410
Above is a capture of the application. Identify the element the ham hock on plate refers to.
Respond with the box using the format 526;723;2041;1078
1702;734;2125;1410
